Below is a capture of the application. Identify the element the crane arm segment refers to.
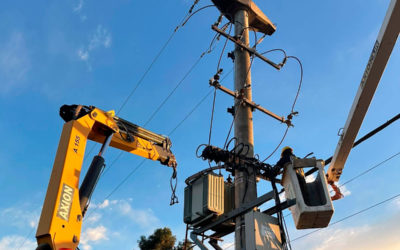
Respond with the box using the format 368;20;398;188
327;0;400;182
36;104;177;250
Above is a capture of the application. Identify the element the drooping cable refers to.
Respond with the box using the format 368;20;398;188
208;22;232;146
262;54;303;162
208;88;218;146
177;5;216;30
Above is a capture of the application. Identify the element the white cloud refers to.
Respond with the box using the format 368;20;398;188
78;48;89;61
0;31;31;94
117;200;160;229
328;183;351;198
0;205;39;229
86;212;102;224
88;25;112;50
73;0;84;13
0;235;36;250
88;199;160;229
392;197;400;210
77;25;112;68
73;0;88;22
98;199;109;208
291;212;400;250
80;225;108;250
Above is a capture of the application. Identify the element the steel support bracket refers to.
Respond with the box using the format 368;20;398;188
212;25;282;70
209;79;292;126
262;199;296;215
193;190;275;235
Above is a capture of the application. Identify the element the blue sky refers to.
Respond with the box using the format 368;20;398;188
0;0;399;249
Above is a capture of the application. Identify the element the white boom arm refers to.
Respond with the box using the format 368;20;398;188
327;0;400;183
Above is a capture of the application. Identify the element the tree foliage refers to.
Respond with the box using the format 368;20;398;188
138;227;176;250
138;227;193;250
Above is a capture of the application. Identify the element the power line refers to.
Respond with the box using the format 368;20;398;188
169;89;213;136
84;90;212;219
144;54;205;127
336;151;400;189
116;1;208;115
117;31;176;115
17;227;35;250
85;72;233;220
306;112;400;176
290;192;400;243
94;31;231;187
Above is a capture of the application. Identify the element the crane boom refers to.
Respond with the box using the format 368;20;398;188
327;0;400;182
36;105;177;250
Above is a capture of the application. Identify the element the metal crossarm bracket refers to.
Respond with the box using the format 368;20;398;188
212;25;282;70
193;190;275;235
209;79;292;126
262;199;296;215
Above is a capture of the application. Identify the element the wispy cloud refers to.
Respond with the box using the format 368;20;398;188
73;0;84;13
88;25;112;50
0;235;36;250
0;204;39;229
117;200;160;229
292;212;400;250
77;25;112;69
0;31;31;94
90;199;160;229
73;0;87;21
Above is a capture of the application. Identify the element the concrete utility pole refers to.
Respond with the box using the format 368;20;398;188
210;1;276;248
233;9;257;249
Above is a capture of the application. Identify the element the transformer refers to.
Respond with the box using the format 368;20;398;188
184;173;224;224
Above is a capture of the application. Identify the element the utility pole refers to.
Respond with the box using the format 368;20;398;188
186;2;278;249
233;9;256;250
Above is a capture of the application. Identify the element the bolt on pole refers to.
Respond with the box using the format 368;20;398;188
233;9;257;250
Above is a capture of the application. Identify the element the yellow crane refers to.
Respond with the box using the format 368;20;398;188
35;104;177;250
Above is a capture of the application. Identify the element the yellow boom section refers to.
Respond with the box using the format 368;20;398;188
36;105;177;250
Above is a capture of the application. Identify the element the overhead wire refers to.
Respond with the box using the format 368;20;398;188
16;227;35;250
117;1;210;115
80;1;209;171
85;69;234;220
306;112;400;176
289;192;400;243
336;151;400;189
220;25;259;151
208;22;233;147
84;32;236;220
100;22;231;177
143;54;205;127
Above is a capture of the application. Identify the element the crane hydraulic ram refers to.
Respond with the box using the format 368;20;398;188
35;104;177;250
